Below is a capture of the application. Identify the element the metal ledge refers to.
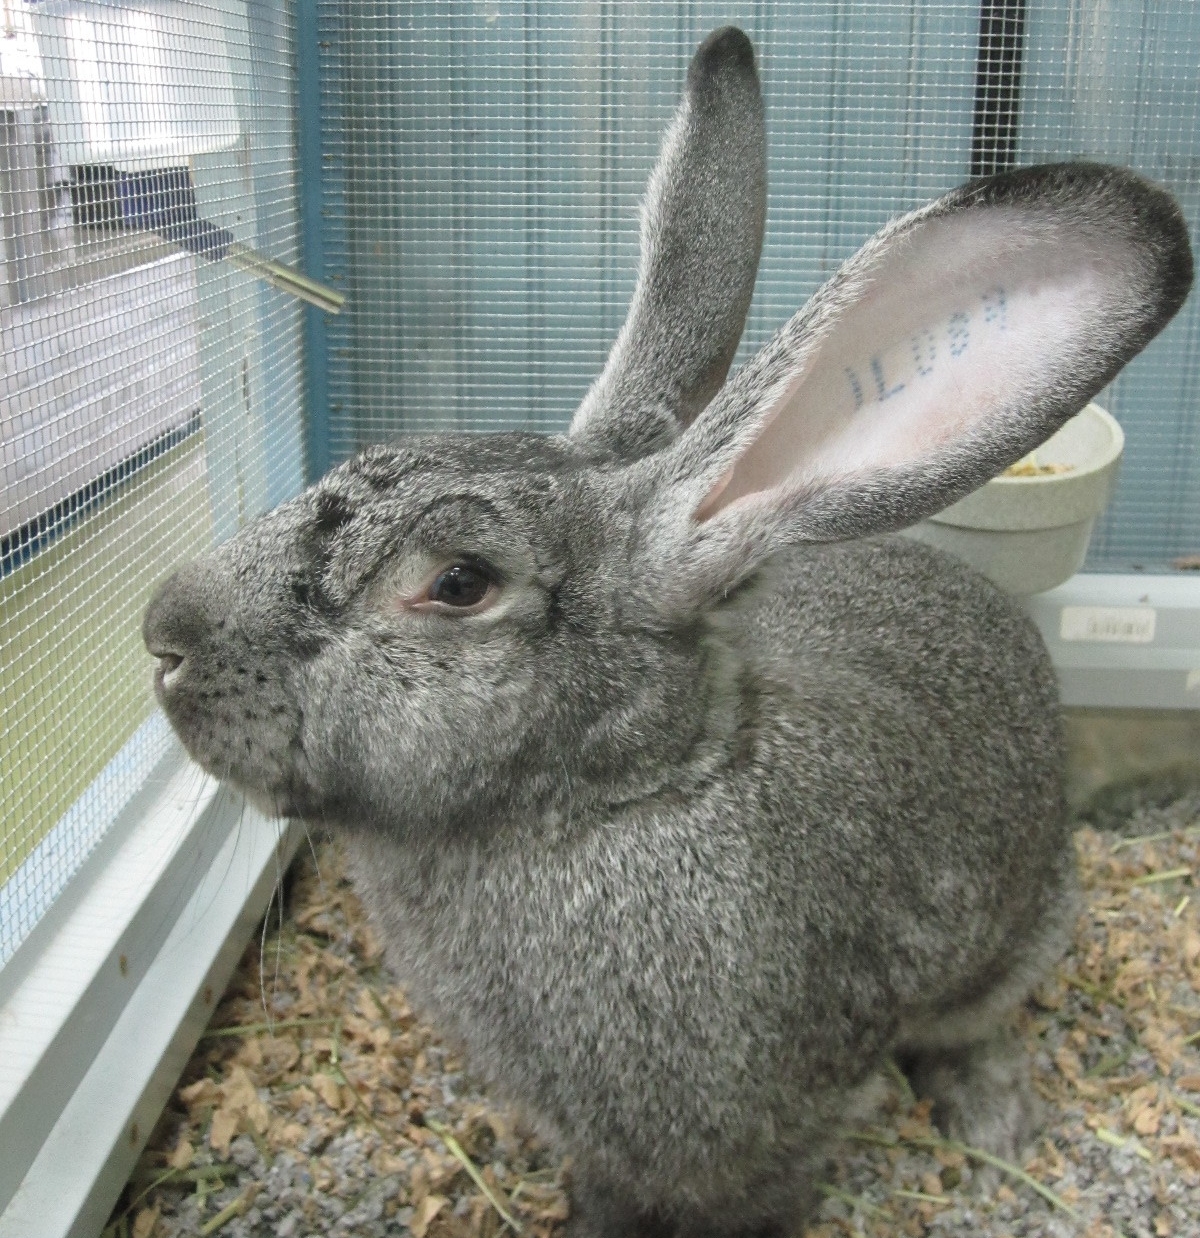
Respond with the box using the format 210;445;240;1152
1026;573;1200;710
0;738;299;1238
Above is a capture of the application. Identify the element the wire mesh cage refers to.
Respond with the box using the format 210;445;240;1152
0;4;1196;1230
0;1;1196;1221
1;0;1198;985
0;0;306;963
315;0;1199;572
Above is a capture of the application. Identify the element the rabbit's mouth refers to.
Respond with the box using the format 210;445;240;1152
239;782;305;822
181;729;327;825
148;651;310;812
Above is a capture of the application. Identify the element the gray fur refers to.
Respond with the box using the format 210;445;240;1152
570;26;767;461
143;28;1192;1238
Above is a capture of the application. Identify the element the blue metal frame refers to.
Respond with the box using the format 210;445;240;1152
295;0;339;482
248;0;308;506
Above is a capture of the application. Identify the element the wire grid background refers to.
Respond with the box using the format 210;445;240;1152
0;0;306;963
318;0;1200;570
1;0;1198;969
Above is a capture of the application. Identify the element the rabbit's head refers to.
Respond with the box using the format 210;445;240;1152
145;27;1191;836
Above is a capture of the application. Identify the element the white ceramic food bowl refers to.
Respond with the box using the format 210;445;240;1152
906;403;1124;595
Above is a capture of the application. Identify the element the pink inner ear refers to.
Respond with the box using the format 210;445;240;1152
698;208;1111;520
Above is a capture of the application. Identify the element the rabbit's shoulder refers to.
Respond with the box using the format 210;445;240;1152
722;536;1064;834
737;535;1055;703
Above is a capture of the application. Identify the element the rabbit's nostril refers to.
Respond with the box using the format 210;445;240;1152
154;652;185;691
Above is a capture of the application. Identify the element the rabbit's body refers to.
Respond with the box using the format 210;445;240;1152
144;26;1190;1237
341;533;1073;1219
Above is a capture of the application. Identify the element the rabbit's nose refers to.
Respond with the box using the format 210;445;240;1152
143;562;220;687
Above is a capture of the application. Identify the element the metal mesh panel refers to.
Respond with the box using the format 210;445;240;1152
0;0;306;962
318;0;1199;572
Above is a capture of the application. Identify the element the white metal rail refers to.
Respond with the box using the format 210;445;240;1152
0;738;298;1238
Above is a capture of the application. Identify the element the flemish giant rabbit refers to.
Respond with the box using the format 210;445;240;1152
144;27;1192;1238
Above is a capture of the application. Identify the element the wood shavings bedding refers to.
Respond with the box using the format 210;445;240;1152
105;796;1200;1238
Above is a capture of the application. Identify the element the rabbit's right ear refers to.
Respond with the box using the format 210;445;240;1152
630;162;1192;616
569;27;767;461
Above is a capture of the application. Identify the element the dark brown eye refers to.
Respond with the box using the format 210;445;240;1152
427;562;496;609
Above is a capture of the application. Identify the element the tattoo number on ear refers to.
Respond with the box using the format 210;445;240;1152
870;356;905;401
981;285;1007;329
947;311;971;357
842;285;1006;409
845;366;865;411
911;327;937;377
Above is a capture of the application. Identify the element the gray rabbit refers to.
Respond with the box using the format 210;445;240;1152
143;27;1192;1238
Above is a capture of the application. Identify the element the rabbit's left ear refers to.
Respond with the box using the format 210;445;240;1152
635;162;1192;609
569;27;767;461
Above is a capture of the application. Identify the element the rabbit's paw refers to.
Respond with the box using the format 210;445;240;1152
561;1171;672;1238
901;1028;1043;1166
562;1167;815;1238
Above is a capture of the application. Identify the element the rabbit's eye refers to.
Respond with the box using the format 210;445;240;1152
423;561;498;611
